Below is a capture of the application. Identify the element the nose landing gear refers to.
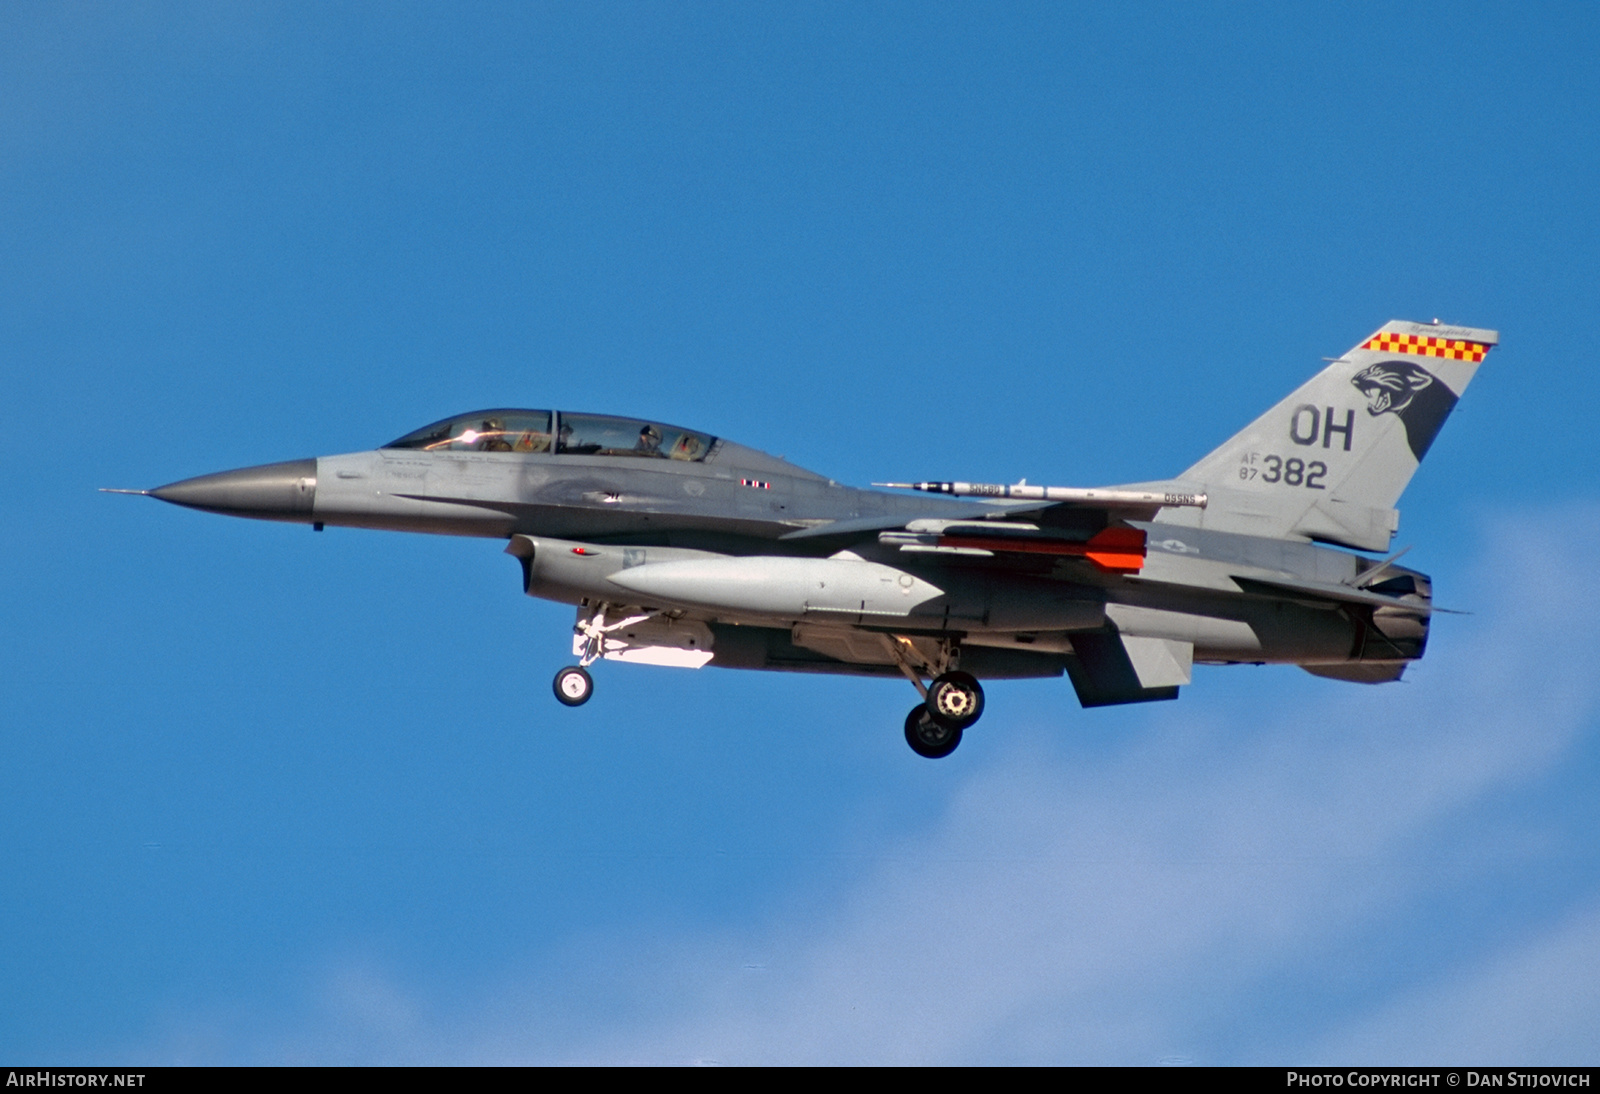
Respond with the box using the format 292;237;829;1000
552;603;666;709
553;665;593;706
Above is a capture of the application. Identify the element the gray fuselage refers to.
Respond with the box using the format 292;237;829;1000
151;426;1423;683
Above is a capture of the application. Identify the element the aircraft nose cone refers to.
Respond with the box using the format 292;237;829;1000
150;458;318;521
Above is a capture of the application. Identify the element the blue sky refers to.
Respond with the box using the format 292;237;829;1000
3;2;1598;1064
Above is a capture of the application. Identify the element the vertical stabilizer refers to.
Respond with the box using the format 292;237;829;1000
1159;321;1496;551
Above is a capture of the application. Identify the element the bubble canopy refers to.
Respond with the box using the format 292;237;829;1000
384;409;717;462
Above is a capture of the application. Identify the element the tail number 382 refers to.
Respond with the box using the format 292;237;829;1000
1239;453;1327;489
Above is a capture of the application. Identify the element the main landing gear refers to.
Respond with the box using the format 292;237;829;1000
905;704;959;758
881;634;986;759
903;671;986;758
927;670;985;728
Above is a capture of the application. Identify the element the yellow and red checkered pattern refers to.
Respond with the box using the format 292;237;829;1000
1360;332;1490;362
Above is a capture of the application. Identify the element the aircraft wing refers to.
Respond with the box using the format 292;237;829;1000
786;482;1206;544
787;482;1210;576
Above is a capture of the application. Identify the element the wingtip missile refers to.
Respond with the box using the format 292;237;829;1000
876;481;1207;508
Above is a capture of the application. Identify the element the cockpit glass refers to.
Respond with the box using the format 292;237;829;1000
383;410;714;461
384;410;553;452
557;414;713;461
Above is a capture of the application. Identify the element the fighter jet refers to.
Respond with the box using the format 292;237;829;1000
122;320;1495;758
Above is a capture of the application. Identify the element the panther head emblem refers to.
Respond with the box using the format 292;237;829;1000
1349;360;1457;462
1351;361;1435;416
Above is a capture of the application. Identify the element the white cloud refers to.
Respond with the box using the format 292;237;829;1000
1314;901;1600;1064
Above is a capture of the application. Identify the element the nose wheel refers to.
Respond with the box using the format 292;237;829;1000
553;665;594;706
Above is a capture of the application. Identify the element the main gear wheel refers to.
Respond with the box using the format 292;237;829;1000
905;704;962;759
925;671;985;730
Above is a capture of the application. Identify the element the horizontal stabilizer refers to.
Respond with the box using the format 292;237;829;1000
1230;573;1452;614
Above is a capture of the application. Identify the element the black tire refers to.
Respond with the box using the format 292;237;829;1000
553;665;594;707
905;704;962;759
925;671;985;729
